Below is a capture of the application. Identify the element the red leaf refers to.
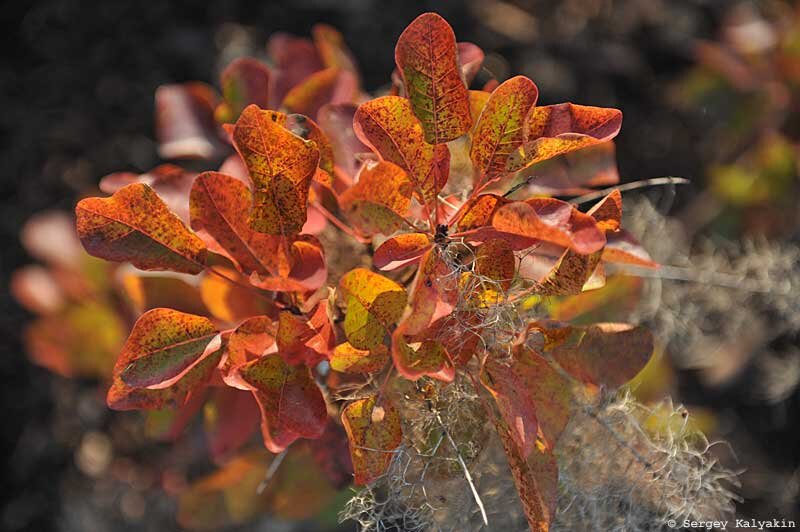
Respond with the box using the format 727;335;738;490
155;82;222;160
457;42;485;84
307;420;355;489
267;33;323;107
373;232;431;271
76;183;207;274
276;300;335;366
215;57;271;123
395;13;472;143
550;322;654;389
237;354;327;453
482;346;573;454
391;325;455;382
204;387;261;462
586;189;622;232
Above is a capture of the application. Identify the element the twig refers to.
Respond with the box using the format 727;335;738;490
434;412;489;527
257;449;288;494
569;177;691;205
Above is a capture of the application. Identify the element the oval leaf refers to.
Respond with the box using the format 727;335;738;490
342;396;403;485
339;268;407;350
395;13;472;144
232;105;320;235
76;183;207;274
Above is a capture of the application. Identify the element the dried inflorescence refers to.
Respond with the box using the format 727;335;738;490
554;393;740;532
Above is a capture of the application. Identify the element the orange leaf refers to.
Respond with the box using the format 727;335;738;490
312;23;359;77
267;33;324;108
237;354;327;452
492;198;606;254
373;232;431;271
517;141;620;196
100;164;196;223
282;67;358;120
225;315;275;370
586;189;622;232
246;234;327;292
395;13;472;143
402;248;458;336
495;422;559;532
284;113;336;181
536;249;603;296
470;76;539;185
231;105;320;235
353;95;450;214
200;267;276;323
119;271;207;316
474;238;516;290
508;103;622;171
342;395;403;484
76;183;207;274
340;161;413;235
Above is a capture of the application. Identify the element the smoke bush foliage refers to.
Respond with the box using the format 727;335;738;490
11;12;743;532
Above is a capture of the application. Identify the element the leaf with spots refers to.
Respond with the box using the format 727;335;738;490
215;57;271;124
224;315;275;371
391;325;455;382
353;95;450;215
330;342;390;374
482;345;574;455
470;76;539;186
116;308;219;389
492;198;606;254
339;268;407;350
508;103;622;172
401;248;457;335
107;325;224;411
536;249;603;296
373;232;431;271
99;164;197;223
340;161;413;235
231;105;320;235
76;183;207;274
276;300;335;366
236;354;327;453
190;172;287;278
494;420;559;532
341;396;403;485
586;189;622;233
395;13;472;143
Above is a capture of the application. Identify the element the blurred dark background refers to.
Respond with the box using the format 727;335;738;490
2;0;790;531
